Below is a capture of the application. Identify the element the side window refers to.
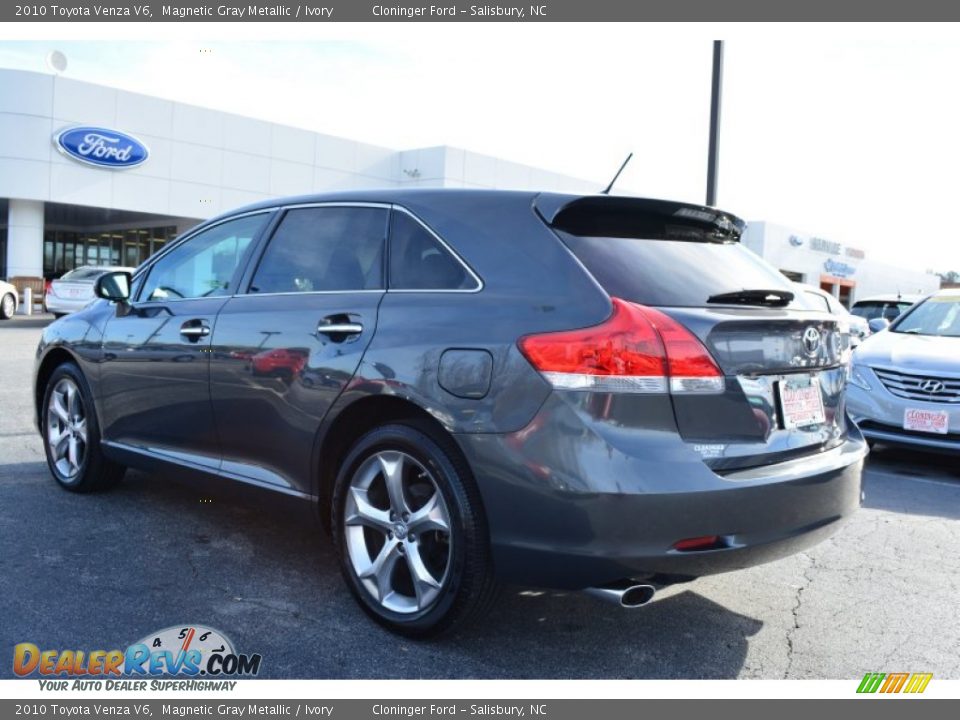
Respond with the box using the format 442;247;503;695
141;214;267;302
389;211;478;291
249;207;387;294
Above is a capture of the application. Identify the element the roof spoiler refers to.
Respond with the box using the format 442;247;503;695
533;194;746;243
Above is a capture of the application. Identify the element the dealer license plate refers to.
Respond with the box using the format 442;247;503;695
904;408;949;435
780;374;826;429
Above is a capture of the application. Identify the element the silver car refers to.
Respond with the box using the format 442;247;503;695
847;290;960;453
795;282;870;346
45;266;136;317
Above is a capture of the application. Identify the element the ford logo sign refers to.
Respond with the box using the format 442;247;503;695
788;235;804;247
53;126;149;169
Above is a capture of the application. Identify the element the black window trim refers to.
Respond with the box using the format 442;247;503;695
387;205;483;294
130;201;485;302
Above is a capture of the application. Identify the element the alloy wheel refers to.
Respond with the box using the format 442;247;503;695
1;294;13;317
46;377;87;479
343;450;452;614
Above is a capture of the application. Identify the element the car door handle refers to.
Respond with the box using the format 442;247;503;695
317;322;363;336
180;324;210;339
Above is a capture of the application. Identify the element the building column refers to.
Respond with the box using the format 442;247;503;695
7;199;44;278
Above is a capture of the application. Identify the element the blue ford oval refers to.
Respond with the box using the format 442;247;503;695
53;126;149;169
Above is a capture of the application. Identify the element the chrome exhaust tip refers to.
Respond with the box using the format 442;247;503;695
584;581;657;608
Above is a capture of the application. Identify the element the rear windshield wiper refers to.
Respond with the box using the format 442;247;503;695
706;289;794;307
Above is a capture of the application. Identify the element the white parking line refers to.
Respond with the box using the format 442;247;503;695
868;469;960;488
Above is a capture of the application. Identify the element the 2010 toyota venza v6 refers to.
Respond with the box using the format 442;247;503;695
35;190;866;636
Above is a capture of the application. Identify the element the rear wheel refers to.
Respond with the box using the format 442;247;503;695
332;422;498;637
42;363;125;492
0;292;14;319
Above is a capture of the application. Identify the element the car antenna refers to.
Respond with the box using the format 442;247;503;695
601;153;633;195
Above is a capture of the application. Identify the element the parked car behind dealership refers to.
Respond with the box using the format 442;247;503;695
0;279;18;319
44;265;136;318
851;293;923;327
848;290;960;453
795;282;870;346
34;190;866;636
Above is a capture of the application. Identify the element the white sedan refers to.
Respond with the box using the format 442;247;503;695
794;282;870;346
0;279;18;319
45;266;136;317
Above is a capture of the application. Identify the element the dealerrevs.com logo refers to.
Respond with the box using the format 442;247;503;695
13;625;262;689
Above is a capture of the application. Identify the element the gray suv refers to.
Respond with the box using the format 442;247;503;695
34;190;866;636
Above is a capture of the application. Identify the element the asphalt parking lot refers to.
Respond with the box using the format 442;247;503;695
1;316;958;680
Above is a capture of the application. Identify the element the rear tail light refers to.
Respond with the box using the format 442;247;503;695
518;298;723;395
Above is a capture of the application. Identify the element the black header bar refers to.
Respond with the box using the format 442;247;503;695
5;1;960;22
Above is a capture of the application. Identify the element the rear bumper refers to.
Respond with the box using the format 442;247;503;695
44;295;93;314
458;393;866;590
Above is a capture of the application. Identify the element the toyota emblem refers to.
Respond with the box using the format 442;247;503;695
919;379;945;394
802;327;822;356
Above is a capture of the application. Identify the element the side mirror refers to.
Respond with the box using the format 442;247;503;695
868;317;891;333
95;271;132;302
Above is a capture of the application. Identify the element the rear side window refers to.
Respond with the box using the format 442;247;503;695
250;207;387;294
389;211;477;291
558;231;800;308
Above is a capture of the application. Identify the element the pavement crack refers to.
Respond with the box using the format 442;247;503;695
784;552;817;679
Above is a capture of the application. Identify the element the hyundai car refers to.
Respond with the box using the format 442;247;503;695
847;290;959;453
34;190;866;636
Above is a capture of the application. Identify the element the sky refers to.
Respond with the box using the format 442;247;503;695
1;26;958;274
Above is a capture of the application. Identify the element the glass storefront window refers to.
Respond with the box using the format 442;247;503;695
43;225;178;279
1;228;8;280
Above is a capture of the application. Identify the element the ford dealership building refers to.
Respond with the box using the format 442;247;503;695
0;68;594;281
0;67;941;306
741;222;939;306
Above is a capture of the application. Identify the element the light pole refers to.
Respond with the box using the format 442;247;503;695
706;40;723;207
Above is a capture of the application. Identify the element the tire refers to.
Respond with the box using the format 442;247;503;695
53;313;66;319
332;421;498;638
41;362;125;493
0;293;14;320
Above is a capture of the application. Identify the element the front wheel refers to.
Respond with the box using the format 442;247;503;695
42;363;125;492
332;422;498;637
0;292;14;319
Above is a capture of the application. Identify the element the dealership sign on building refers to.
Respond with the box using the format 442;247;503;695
824;258;858;278
53;126;150;169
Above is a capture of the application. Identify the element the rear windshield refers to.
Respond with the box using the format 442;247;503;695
60;268;106;281
556;232;802;308
850;301;912;321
